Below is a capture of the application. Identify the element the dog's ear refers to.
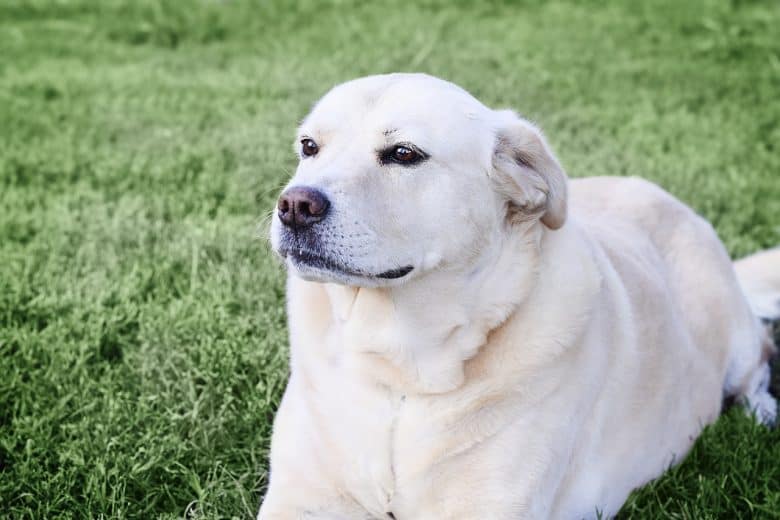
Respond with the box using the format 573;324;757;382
491;111;568;230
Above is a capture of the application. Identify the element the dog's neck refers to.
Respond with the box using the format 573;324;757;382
323;223;544;394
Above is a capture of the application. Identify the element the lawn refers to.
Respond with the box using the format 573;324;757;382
1;0;779;518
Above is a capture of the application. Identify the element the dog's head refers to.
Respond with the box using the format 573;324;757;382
270;73;567;287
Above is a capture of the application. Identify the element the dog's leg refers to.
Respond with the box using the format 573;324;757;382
737;336;777;426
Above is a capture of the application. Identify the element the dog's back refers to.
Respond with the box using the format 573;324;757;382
570;176;776;424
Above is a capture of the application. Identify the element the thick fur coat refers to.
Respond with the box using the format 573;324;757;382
260;74;780;519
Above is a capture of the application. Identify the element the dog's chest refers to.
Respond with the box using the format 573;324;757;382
300;283;524;515
311;346;508;518
312;329;445;516
314;364;405;516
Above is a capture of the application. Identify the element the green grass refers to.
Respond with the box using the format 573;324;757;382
1;0;779;518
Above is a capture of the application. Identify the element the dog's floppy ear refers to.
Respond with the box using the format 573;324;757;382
491;110;568;230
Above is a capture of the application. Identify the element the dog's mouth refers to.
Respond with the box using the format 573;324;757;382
284;248;413;282
375;265;414;279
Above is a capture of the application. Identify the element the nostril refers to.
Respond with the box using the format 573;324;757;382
278;197;290;214
308;196;329;216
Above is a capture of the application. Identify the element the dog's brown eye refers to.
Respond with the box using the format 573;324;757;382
379;143;428;166
392;146;418;163
301;138;319;157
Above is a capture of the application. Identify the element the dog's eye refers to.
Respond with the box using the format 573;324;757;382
393;146;418;163
301;138;319;157
381;144;428;166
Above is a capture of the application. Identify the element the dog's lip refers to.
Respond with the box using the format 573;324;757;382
375;265;414;279
283;248;413;280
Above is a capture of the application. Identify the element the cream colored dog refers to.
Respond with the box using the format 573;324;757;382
261;73;780;519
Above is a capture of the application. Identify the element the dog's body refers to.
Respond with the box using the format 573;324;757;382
261;74;779;519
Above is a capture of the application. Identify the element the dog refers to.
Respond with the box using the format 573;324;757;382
260;73;780;519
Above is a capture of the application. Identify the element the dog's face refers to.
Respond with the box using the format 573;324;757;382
270;74;567;287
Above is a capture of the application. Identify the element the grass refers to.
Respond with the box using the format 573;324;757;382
1;0;779;518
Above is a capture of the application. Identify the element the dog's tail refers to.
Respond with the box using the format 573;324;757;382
734;247;780;323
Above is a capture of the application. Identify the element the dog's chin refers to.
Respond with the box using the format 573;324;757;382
283;253;414;288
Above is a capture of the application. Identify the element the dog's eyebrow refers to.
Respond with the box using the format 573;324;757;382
383;128;399;137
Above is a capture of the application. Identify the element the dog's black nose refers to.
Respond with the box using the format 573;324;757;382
277;186;330;229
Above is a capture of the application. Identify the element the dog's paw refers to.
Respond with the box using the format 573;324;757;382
740;361;777;427
746;390;777;427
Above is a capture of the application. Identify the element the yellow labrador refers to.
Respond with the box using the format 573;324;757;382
261;73;779;519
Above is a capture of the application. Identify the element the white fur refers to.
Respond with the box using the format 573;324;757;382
261;73;778;519
735;248;780;321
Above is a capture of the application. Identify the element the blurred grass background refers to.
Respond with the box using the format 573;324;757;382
1;0;779;518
